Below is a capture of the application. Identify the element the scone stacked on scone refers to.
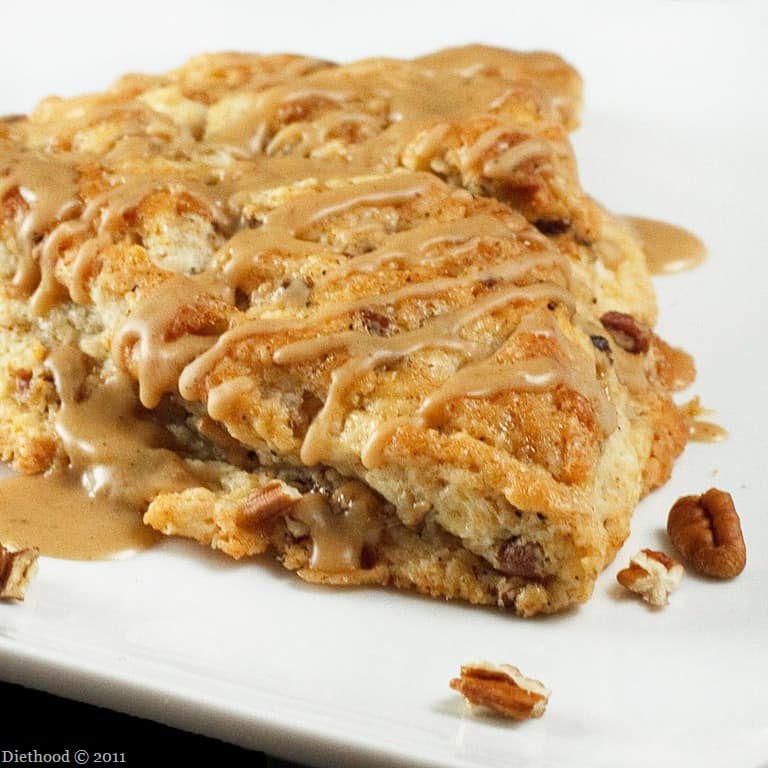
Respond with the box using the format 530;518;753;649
0;46;692;615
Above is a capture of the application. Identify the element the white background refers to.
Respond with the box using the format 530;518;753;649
1;2;767;767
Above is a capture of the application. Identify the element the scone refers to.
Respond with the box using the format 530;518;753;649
0;46;693;615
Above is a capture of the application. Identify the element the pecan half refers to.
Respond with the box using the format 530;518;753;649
667;489;746;578
450;661;549;720
617;549;684;607
600;311;651;354
237;481;302;531
0;543;39;600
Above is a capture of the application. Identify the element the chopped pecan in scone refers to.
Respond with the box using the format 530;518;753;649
600;311;651;354
237;481;303;531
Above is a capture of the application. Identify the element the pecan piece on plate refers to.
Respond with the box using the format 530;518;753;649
450;661;550;720
617;548;684;607
667;489;746;578
0;543;39;601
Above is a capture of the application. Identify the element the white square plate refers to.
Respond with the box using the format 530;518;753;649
2;3;767;766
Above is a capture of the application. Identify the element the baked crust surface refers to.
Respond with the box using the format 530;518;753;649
0;46;691;615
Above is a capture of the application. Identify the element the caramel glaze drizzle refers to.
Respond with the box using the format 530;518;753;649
0;51;584;315
0;50;581;323
112;274;231;409
291;285;583;468
416;311;617;431
1;161;619;479
1;50;583;322
0;345;210;560
0;50;645;571
0;147;81;301
174;171;616;472
0;136;237;316
289;480;384;571
46;345;207;508
36;175;230;315
204;58;567;167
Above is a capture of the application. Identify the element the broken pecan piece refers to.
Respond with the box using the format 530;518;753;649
533;218;570;235
450;661;549;720
617;549;684;607
359;308;392;336
497;538;546;580
0;543;39;600
667;489;746;578
600;311;651;354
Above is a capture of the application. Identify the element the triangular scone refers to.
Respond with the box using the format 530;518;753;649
0;48;692;615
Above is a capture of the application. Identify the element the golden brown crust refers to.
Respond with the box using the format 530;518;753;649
0;46;692;615
144;480;566;615
641;396;689;495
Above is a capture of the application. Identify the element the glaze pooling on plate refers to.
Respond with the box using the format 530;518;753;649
625;216;707;275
